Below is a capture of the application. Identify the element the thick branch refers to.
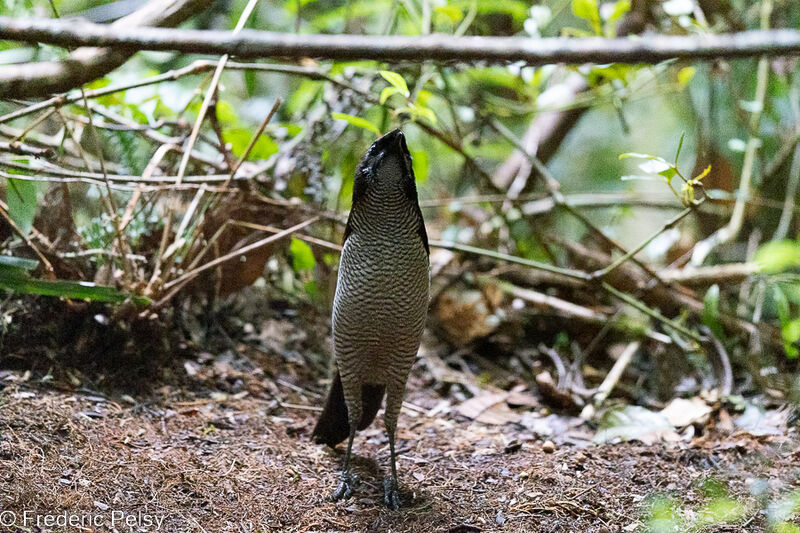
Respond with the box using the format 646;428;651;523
0;0;211;98
1;18;799;66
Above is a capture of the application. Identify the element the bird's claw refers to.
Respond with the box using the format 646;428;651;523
384;476;400;510
330;472;355;502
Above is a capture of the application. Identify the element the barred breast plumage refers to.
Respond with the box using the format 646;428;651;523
333;181;429;387
312;129;429;510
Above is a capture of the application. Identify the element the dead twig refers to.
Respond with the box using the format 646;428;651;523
580;341;641;420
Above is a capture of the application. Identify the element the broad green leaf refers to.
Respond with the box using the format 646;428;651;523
215;100;238;124
331;112;381;136
290;238;316;272
449;0;529;23
754;240;800;273
604;0;630;24
380;86;402;105
434;5;463;23
696;497;746;526
408;104;438;125
0;255;38;270
678;66;696;87
6;177;37;237
781;318;800;358
774;286;791;326
0;268;149;305
572;0;600;30
223;128;279;160
702;284;725;339
658;167;678;179
411;149;428;182
287;79;320;115
768;490;800;525
379;70;410;97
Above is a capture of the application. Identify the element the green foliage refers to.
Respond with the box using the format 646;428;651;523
642;479;748;532
289;238;316;272
0;256;149;305
755;240;800;273
569;0;629;36
379;70;410;102
571;0;601;34
768;490;800;531
702;284;724;339
620;133;708;207
772;286;800;359
331;112;381;137
224;128;279;159
5;177;37;237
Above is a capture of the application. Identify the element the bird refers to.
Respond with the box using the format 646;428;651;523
312;128;429;510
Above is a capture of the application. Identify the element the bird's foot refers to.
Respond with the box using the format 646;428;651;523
383;476;400;510
330;472;356;502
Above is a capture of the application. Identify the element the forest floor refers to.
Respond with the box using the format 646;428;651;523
1;305;799;533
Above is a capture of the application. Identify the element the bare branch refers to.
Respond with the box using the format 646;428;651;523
1;17;799;67
0;0;212;98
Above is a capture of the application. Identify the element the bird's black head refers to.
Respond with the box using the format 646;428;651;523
345;128;429;253
352;129;417;204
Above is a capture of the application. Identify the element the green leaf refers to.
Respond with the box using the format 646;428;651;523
674;131;686;164
604;0;630;24
379;70;410;97
774;286;791;326
781;318;800;359
572;0;600;31
696;497;746;526
678;66;696;88
6;177;37;237
331;112;381;136
434;5;463;23
658;167;678;179
411;149;428;183
287;79;320;115
0;255;38;270
449;0;528;23
380;86;402;105
0;268;149;305
407;104;438;125
754;240;800;273
215;100;238;124
702;284;724;339
223;128;278;160
289;238;316;272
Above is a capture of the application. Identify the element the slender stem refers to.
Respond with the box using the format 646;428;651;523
602;281;703;342
591;205;696;279
429;239;590;280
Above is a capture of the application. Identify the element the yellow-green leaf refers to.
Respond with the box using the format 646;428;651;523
379;70;410;97
331;112;381;136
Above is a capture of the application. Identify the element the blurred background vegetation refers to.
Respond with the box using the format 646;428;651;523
1;0;800;529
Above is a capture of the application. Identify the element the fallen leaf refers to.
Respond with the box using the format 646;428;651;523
594;406;680;445
660;397;712;428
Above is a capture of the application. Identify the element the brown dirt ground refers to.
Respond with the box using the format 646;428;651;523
1;343;799;533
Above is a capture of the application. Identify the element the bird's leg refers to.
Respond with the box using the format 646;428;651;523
383;426;400;510
383;383;404;510
330;424;357;501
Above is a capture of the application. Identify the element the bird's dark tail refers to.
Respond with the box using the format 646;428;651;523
311;369;385;447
